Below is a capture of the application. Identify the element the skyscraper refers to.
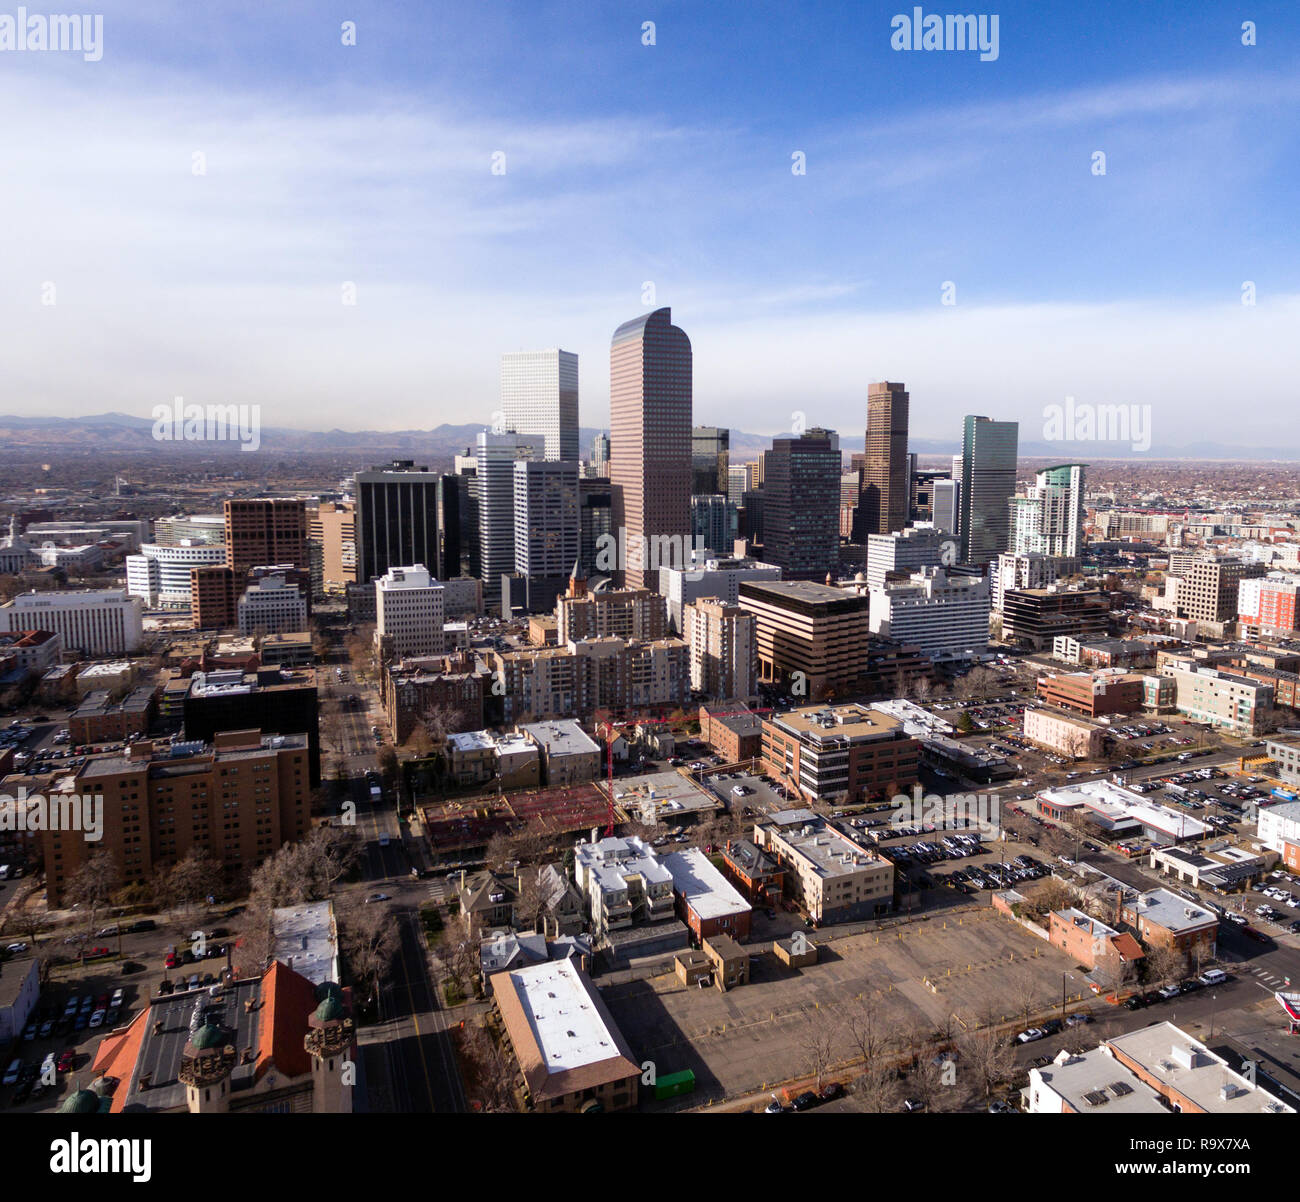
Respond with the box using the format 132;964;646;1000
609;307;692;589
860;381;910;535
762;428;841;580
476;431;539;587
959;416;1019;565
513;459;580;580
354;461;461;583
691;426;730;495
500;349;579;462
1012;463;1087;558
224;499;309;578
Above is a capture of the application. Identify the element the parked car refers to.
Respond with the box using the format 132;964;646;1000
790;1091;819;1111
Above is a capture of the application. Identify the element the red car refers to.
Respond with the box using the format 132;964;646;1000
56;1050;76;1074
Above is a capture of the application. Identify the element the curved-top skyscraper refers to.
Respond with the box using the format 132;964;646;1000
609;307;693;588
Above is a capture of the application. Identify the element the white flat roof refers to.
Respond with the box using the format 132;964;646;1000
1030;1047;1165;1114
662;847;750;921
271;900;340;986
511;958;623;1073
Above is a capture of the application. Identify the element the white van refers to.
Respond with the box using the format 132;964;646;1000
1198;968;1228;986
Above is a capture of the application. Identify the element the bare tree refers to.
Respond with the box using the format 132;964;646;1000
1145;943;1187;990
959;1009;1016;1100
64;850;121;964
461;1020;517;1113
799;1015;838;1093
854;1057;902;1113
842;997;892;1068
336;895;400;1009
1094;953;1137;1002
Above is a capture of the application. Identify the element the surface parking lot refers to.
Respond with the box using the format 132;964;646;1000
603;909;1077;1102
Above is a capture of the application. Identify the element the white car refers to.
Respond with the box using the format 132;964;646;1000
6;942;28;953
1016;1028;1046;1044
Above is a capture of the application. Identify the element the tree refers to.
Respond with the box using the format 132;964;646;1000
1145;943;1187;990
842;998;891;1069
1094;952;1137;1002
461;1020;517;1112
959;1009;1016;1100
854;1057;902;1113
1020;878;1077;925
336;895;400;1010
799;1015;838;1093
64;850;121;964
158;849;222;918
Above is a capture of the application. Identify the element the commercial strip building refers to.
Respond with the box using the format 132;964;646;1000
753;809;894;924
739;579;871;700
1036;780;1210;844
761;703;919;804
1116;888;1218;960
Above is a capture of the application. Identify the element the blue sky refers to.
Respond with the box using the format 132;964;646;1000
2;0;1297;450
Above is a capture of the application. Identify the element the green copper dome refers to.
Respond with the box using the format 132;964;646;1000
314;980;343;1004
59;1089;101;1114
314;994;346;1023
190;1022;227;1051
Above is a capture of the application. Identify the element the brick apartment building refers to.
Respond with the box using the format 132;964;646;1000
44;730;312;906
698;702;763;763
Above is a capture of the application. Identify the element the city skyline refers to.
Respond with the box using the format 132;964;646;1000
2;1;1297;449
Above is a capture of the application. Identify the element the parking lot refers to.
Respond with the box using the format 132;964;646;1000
1;912;239;1112
602;907;1078;1102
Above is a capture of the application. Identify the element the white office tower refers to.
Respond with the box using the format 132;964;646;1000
237;574;308;635
869;565;991;662
126;542;228;608
0;588;144;654
375;564;446;658
990;551;1078;612
931;478;958;534
1012;463;1086;558
513;459;580;578
476;430;539;586
866;523;956;592
500;349;579;462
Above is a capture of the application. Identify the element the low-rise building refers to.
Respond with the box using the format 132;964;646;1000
519;719;601;786
1158;654;1275;736
1047;908;1144;974
573;836;675;939
753;810;894;924
1118;888;1218;962
490;959;641;1113
661;846;752;942
720;838;784;906
1036;669;1145;718
698;702;764;763
1023;706;1105;759
761;703;919;804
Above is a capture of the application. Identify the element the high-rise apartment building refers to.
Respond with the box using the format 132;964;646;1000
45;730;312;907
1012;463;1087;558
865;523;954;592
861;381;910;535
353;460;461;584
1239;572;1300;639
959;416;1019;565
609;307;693;589
224;499;309;578
762;428;841;580
500;349;580;462
556;586;668;643
684;597;756;700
